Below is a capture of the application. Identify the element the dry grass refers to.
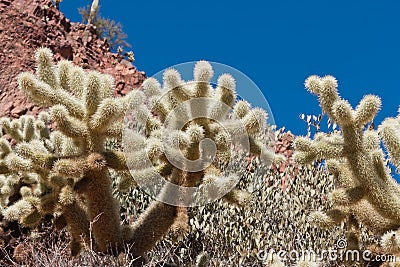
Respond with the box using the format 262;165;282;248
0;227;150;267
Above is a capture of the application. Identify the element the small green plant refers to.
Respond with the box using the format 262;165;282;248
79;1;131;51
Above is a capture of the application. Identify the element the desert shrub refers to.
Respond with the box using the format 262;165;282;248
78;3;130;51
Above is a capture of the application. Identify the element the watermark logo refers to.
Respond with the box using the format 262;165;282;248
257;238;397;264
122;61;275;207
336;238;347;249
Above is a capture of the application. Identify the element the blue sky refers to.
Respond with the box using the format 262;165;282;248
61;0;400;136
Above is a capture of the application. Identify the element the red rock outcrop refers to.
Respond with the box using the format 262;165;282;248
274;131;295;172
0;0;146;118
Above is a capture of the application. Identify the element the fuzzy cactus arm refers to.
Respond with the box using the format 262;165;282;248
308;208;347;229
193;61;213;98
2;198;35;222
0;138;11;158
68;66;86;97
0;117;11;134
0;118;30;144
22;116;36;141
304;75;340;119
18;49;85;118
354;95;382;125
143;78;170;122
241;107;268;135
41;62;84;120
208;74;236;121
5;154;33;173
379;116;400;168
0;141;13;174
142;77;162;97
19;73;85;119
8;120;24;142
330;186;365;206
79;153;123;252
90;90;146;134
51;105;88;138
214;74;236;107
125;182;179;256
84;71;107;118
126;201;178;256
293;134;344;164
35;47;59;89
104;122;124;138
102;151;128;170
125;149;154;171
163;68;191;102
233;100;251;119
223;188;251;206
60;201;91;256
149;96;170;122
53;158;87;178
351;199;400;235
15;142;57;170
170;206;189;237
20;208;42;228
325;159;355;188
56;183;91;255
88;99;121;132
56;60;72;92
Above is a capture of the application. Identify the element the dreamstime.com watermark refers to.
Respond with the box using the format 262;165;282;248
257;239;397;264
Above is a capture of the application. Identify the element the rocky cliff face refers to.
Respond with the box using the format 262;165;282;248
0;0;146;118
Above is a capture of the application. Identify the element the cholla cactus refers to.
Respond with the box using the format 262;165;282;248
122;61;274;206
294;75;400;248
0;112;92;255
88;0;99;25
381;231;400;254
120;60;274;256
0;113;62;220
0;114;47;203
3;47;142;254
1;48;273;260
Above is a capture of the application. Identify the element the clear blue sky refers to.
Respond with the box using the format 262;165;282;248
61;0;400;136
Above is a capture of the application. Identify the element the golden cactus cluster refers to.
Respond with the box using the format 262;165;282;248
0;48;275;263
